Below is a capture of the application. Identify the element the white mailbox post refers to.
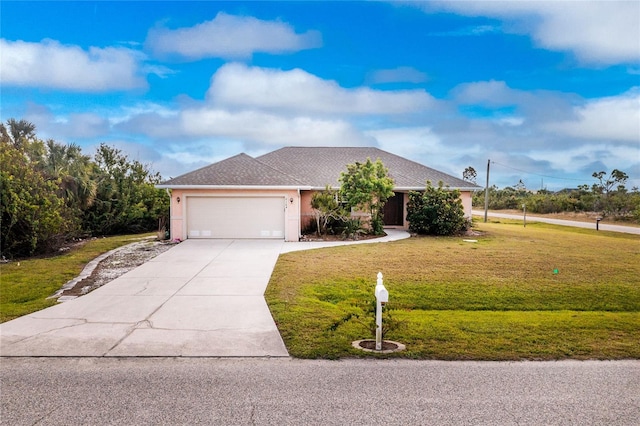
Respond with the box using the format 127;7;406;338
375;272;389;351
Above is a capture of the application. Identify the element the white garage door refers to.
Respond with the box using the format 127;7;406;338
186;197;285;239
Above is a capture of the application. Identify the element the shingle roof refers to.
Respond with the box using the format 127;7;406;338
159;153;304;187
159;147;480;190
257;147;478;189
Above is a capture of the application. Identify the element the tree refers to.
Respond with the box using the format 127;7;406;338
310;186;345;236
2;118;36;150
592;169;629;217
592;169;628;195
83;144;169;235
0;139;71;257
406;181;468;236
1;118;171;256
1;119;46;166
463;166;477;184
43;139;97;211
339;158;395;235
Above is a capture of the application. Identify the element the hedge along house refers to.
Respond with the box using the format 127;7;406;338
156;147;480;242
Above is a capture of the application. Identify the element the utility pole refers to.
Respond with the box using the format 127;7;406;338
484;159;490;222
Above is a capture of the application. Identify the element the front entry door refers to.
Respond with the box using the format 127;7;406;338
383;193;404;226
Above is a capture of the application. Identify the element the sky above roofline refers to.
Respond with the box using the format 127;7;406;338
1;1;638;190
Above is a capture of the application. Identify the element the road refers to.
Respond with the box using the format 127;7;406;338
2;358;638;425
472;210;640;235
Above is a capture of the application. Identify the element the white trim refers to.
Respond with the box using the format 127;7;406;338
305;186;480;192
157;184;311;190
160;184;479;191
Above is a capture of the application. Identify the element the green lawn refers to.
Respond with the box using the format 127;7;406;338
0;234;154;322
265;220;640;359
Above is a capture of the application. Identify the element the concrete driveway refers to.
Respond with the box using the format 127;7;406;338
0;230;410;357
1;239;289;357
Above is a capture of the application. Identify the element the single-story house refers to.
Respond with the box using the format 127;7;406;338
156;147;480;241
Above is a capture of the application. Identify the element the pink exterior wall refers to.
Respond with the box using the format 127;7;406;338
168;188;300;242
169;188;474;242
460;191;473;219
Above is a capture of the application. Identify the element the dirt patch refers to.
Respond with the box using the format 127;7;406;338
352;339;406;353
57;239;176;298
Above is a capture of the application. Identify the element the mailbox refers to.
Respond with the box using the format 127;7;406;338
375;284;389;305
374;272;388;351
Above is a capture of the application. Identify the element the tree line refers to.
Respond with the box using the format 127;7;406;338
467;168;639;223
1;119;169;258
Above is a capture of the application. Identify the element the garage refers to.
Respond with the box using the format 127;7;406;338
186;197;286;239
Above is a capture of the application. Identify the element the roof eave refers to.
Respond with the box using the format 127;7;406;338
156;184;313;190
303;185;482;192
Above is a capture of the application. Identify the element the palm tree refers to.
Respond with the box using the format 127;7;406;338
4;118;36;149
1;119;44;164
44;139;97;210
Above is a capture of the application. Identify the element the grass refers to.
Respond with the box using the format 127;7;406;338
0;234;154;322
265;220;640;359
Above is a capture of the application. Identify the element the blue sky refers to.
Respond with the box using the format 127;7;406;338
1;1;639;190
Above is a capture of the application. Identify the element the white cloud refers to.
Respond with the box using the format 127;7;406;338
207;63;435;115
529;143;640;175
547;88;640;143
367;66;429;84
367;127;443;158
452;80;583;127
453;80;522;106
367;126;488;179
0;39;146;91
181;108;372;146
110;102;179;125
24;103;111;140
421;1;640;65
145;12;322;60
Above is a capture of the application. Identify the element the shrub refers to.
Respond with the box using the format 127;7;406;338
406;181;468;236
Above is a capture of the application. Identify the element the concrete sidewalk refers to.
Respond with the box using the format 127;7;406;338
0;230;410;357
281;228;410;253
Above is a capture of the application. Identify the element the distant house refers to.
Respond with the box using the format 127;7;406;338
157;147;480;241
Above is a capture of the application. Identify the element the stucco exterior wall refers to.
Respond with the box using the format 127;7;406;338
168;188;300;242
168;188;474;241
460;191;473;219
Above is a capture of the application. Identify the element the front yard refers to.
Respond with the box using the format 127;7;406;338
265;220;640;359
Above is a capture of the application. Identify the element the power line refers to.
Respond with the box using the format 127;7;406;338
491;161;587;182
